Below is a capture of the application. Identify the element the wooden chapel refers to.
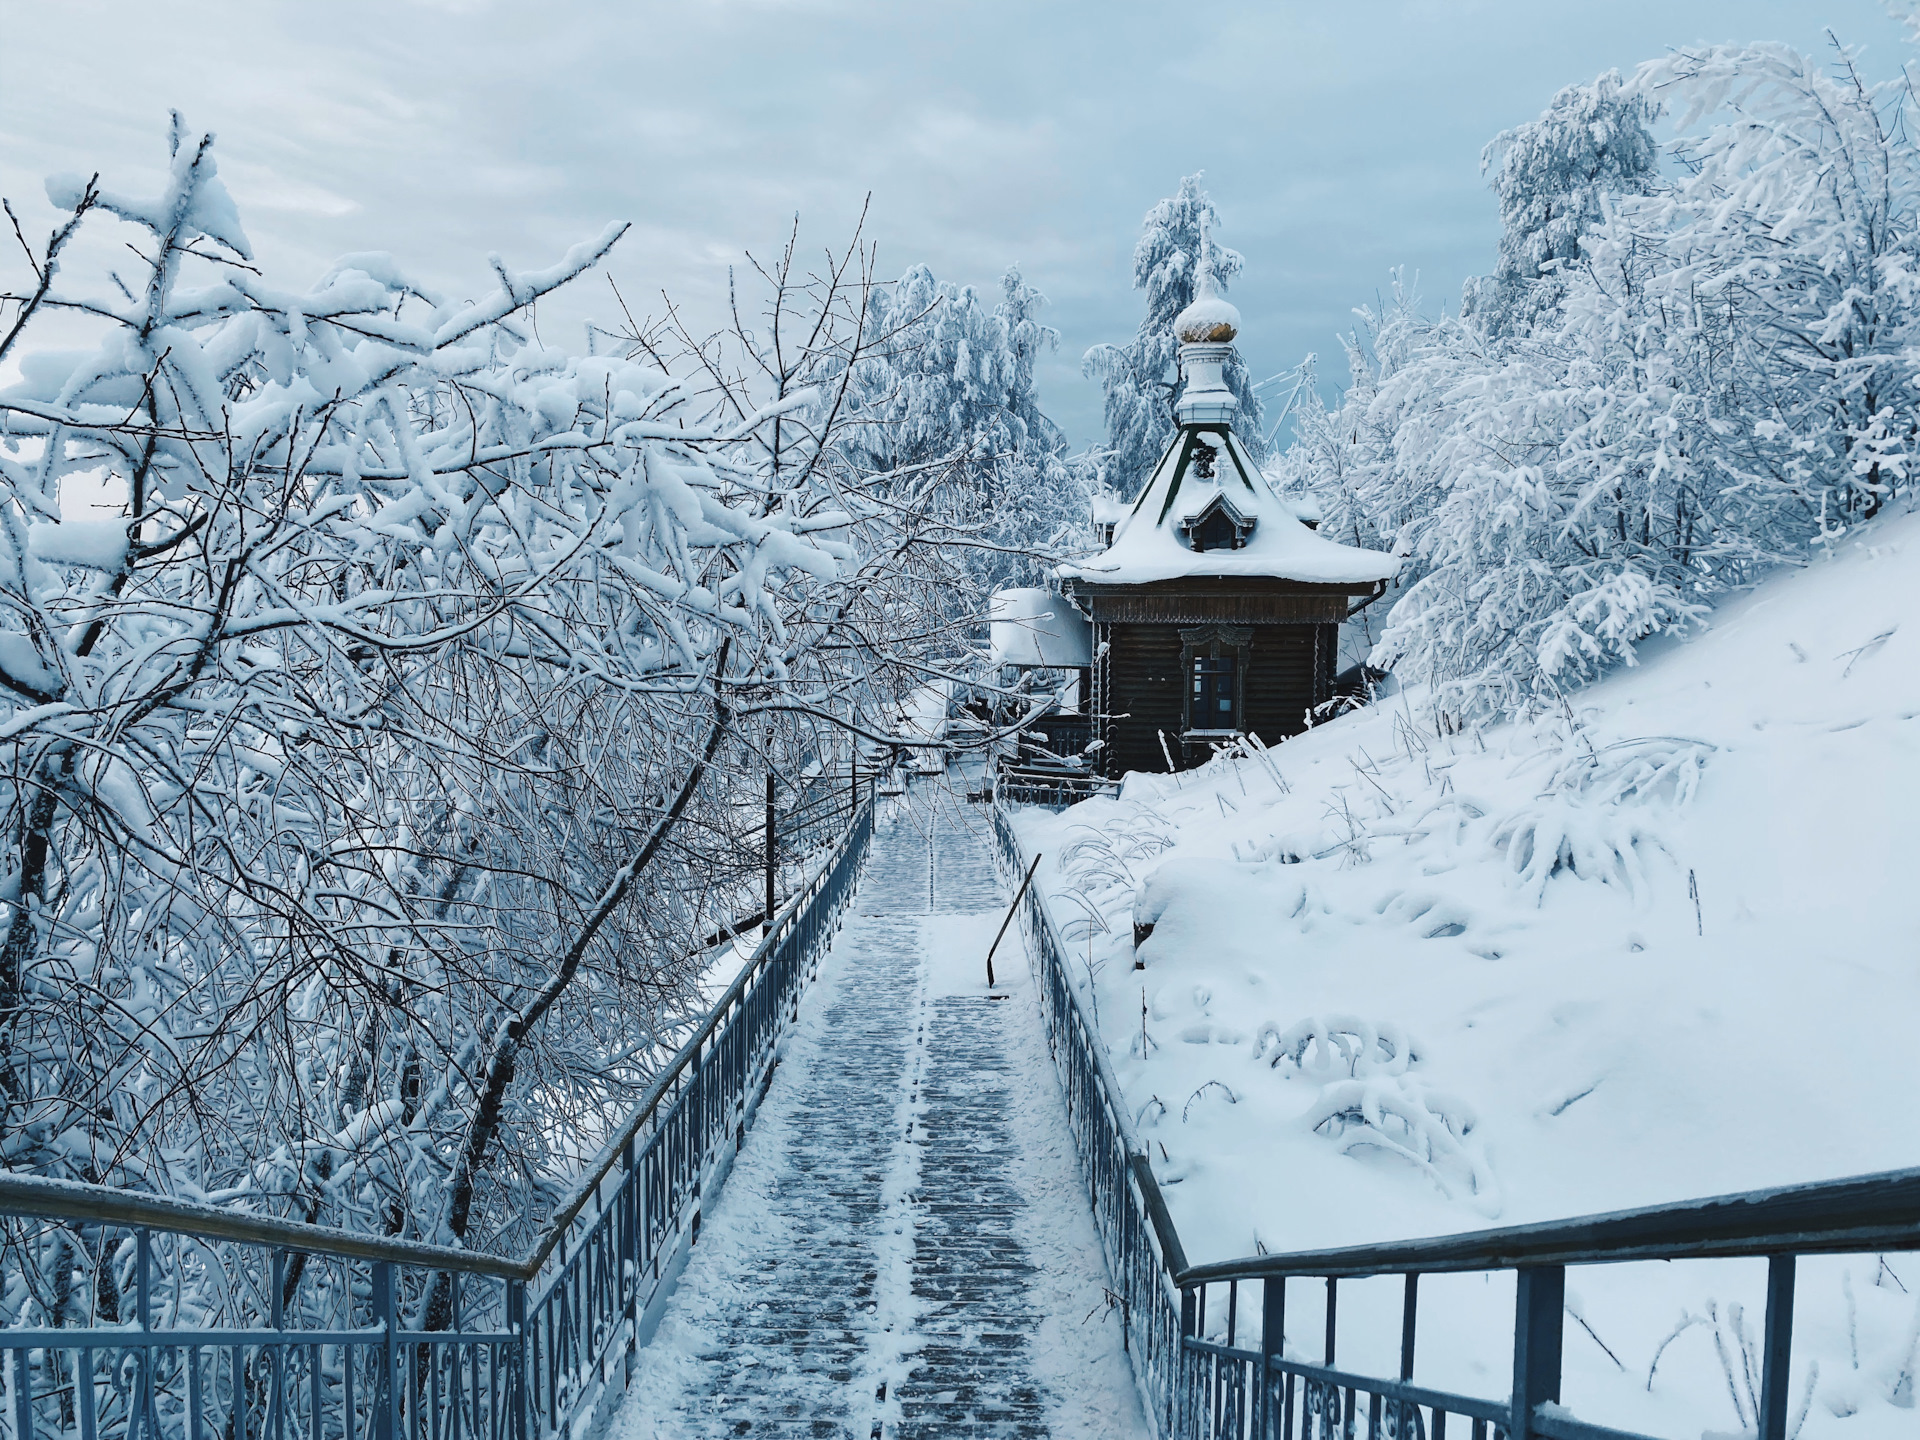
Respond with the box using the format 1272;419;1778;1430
1058;261;1396;777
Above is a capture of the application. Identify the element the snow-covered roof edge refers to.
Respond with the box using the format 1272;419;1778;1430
1059;421;1397;588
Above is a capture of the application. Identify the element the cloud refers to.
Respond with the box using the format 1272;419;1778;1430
2;0;1909;445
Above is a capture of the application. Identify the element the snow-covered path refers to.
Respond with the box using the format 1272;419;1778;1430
613;779;1149;1439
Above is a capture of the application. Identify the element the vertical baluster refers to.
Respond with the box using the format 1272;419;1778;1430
448;1279;463;1440
1179;1288;1197;1435
308;1344;321;1440
341;1326;354;1440
1756;1256;1796;1440
461;1288;479;1440
1433;1411;1446;1440
1399;1272;1421;1440
232;1346;247;1440
1262;1278;1285;1440
134;1230;155;1440
1400;1274;1418;1381
429;1335;441;1440
12;1348;32;1440
546;1289;560;1438
270;1252;287;1440
78;1348;98;1440
504;1282;525;1440
1509;1267;1564;1440
372;1264;397;1440
1324;1278;1337;1367
184;1346;202;1440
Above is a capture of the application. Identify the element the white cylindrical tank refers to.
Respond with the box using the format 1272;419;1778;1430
989;588;1092;669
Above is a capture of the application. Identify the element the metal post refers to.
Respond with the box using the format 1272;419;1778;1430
269;1251;286;1440
372;1262;397;1440
1400;1273;1419;1380
1757;1256;1796;1440
1324;1277;1337;1365
504;1281;527;1440
136;1230;156;1440
1510;1266;1565;1440
1179;1288;1198;1434
764;769;776;929
1261;1278;1286;1439
12;1349;33;1440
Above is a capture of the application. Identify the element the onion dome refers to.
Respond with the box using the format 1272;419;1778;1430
1174;286;1240;343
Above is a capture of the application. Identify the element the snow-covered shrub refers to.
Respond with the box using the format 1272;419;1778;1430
1255;1015;1419;1077
1303;1077;1498;1214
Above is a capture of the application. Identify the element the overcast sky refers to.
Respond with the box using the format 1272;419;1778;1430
1;1;1911;447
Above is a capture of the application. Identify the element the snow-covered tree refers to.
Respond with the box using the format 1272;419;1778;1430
1632;40;1920;525
1084;174;1266;496
839;260;1094;591
1286;36;1920;727
1464;70;1659;340
0;119;984;1268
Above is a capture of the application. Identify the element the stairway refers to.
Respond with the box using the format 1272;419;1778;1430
613;779;1148;1439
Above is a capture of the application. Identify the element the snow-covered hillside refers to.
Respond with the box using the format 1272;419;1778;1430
1012;507;1920;1437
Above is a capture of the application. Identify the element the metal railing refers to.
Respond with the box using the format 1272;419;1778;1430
988;800;1920;1440
0;800;874;1440
992;759;1118;810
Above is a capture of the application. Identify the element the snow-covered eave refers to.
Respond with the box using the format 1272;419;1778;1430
1063;424;1399;589
1059;557;1394;590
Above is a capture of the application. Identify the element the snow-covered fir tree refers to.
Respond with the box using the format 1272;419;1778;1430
1463;70;1659;339
1084;174;1265;497
844;261;1097;590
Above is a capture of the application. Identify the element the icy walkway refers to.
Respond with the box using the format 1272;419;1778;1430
613;780;1148;1439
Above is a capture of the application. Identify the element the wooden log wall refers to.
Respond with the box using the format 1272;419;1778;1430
1098;621;1334;777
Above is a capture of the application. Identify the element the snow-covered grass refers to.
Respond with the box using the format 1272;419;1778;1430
1011;506;1920;1438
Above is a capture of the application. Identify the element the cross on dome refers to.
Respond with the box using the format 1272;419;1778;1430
1173;218;1241;344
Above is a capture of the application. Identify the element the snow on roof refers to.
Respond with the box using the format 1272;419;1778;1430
1059;425;1397;588
989;588;1093;668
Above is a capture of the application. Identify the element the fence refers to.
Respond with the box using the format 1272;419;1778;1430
988;800;1920;1440
0;799;874;1440
991;760;1118;810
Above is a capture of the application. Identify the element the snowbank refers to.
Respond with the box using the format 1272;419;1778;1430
1012;506;1920;1438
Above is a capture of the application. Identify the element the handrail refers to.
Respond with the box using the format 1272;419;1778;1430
988;801;1186;1280
1179;1164;1920;1284
0;1172;523;1277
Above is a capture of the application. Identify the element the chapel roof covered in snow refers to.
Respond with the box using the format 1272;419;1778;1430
1059;258;1396;590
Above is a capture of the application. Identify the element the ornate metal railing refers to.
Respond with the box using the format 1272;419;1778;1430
989;799;1920;1440
992;759;1117;810
0;800;874;1440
